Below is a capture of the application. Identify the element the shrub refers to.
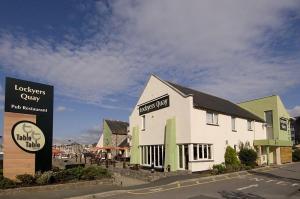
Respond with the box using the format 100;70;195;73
16;174;35;185
224;146;239;166
53;167;83;182
81;166;110;180
52;166;60;172
292;149;300;162
212;163;226;174
226;164;241;172
238;148;257;167
0;177;16;189
36;171;54;185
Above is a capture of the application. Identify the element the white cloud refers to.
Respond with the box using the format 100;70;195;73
288;106;300;117
0;0;299;106
69;126;101;145
55;106;73;112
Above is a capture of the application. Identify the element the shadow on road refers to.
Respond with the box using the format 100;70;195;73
248;170;300;183
218;190;265;199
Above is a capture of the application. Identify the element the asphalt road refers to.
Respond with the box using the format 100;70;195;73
95;163;300;199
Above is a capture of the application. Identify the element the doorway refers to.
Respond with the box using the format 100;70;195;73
178;144;189;170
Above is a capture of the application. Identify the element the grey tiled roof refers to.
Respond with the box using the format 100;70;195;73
166;81;265;122
105;120;129;135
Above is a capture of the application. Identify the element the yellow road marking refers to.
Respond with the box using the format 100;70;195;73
127;166;277;195
127;175;240;195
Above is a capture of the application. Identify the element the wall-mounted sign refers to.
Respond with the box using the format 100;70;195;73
280;117;287;131
139;95;169;115
12;121;46;153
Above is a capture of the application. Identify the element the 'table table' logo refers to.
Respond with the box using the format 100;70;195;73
11;121;46;153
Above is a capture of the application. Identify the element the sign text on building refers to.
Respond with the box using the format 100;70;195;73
280;117;287;131
139;95;169;115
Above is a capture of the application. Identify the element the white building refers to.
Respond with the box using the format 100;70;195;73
129;75;266;172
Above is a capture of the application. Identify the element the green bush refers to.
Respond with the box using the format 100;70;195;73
212;163;226;174
0;177;16;189
36;171;54;185
224;146;239;166
52;166;60;172
226;164;241;172
16;174;35;185
292;149;300;162
81;166;110;180
238;148;257;167
53;168;79;182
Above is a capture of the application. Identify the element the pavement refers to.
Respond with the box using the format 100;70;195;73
66;162;300;199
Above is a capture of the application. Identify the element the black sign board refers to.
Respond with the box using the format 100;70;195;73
139;95;169;115
5;77;53;172
5;77;53;115
280;117;287;131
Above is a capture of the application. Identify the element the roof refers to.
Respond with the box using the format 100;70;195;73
165;80;265;122
105;120;129;135
237;95;277;104
118;138;129;147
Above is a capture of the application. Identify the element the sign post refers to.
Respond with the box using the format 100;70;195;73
3;77;53;179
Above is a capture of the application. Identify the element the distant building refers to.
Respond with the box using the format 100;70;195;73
239;95;293;165
53;142;83;155
97;119;129;156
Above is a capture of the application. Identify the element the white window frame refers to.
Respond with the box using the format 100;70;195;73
247;120;254;131
206;112;218;125
140;145;164;168
141;115;146;130
192;143;213;161
231;117;236;131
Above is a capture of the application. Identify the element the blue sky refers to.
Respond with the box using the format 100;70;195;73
0;0;300;144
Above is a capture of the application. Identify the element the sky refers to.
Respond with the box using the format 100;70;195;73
0;0;300;144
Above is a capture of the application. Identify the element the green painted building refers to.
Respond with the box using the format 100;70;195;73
238;95;292;165
97;119;129;157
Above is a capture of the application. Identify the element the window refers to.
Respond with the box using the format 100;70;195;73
141;115;146;130
231;117;236;131
203;145;207;158
247;120;253;131
141;145;164;167
193;144;198;160
193;144;213;161
199;145;203;159
179;145;183;168
206;112;218;125
265;111;273;127
208;145;212;159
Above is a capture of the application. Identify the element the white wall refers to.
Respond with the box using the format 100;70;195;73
190;108;266;171
96;134;104;147
129;75;193;145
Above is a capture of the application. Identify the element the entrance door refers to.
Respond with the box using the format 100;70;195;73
184;145;189;170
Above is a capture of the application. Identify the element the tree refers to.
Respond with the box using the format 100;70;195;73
238;148;257;167
224;146;239;166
